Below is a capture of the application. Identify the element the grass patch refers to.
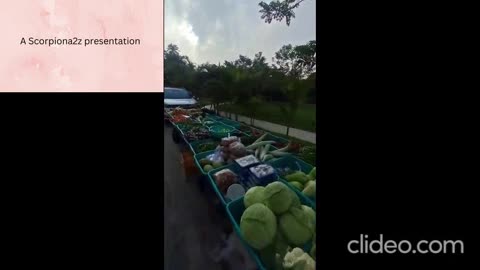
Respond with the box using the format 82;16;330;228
268;130;316;147
218;102;316;132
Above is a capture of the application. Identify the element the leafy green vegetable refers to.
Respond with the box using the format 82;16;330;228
240;203;277;250
285;171;309;184
302;181;316;198
259;244;276;269
307;167;316;180
301;205;315;226
310;244;315;261
289;181;304;190
264;182;293;215
297;146;316;166
279;207;314;246
289;188;301;209
244;186;266;208
196;142;218;153
274;230;290;258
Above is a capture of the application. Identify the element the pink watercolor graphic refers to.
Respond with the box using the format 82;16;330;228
0;0;163;92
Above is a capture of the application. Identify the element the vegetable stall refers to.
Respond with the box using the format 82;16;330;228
165;106;317;270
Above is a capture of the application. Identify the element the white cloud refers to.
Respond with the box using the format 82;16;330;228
165;0;316;65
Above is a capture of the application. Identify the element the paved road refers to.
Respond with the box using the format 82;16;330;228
163;124;257;270
164;124;224;270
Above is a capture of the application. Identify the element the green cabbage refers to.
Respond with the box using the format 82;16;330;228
302;181;316;198
283;247;315;270
308;167;316;180
285;171;309;184
240;203;277;250
244;186;266;208
274;229;290;258
310;232;316;260
279;207;314;246
289;188;301;209
259;244;276;269
301;205;315;226
310;243;316;260
289;181;304;190
260;231;290;270
264;182;293;214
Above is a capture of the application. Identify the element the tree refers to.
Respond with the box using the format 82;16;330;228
203;79;226;114
273;40;316;79
233;55;253;69
163;42;317;125
164;44;195;89
259;0;307;26
247;95;263;126
279;78;309;135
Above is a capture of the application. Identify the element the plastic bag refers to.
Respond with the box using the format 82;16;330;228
228;141;247;157
221;136;239;146
214;169;238;193
207;149;225;164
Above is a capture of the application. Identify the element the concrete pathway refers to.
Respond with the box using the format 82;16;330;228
203;105;316;144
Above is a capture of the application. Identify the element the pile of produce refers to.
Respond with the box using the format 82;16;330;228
239;181;316;270
193;140;218;153
238;125;264;137
282;167;316;200
171;107;202;116
171;107;188;116
171;114;190;123
184;126;211;141
198;153;225;173
244;133;291;162
198;136;248;172
212;169;239;194
273;142;288;149
196;115;216;126
296;146;316;166
177;122;202;132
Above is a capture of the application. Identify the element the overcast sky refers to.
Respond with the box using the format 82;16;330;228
165;0;316;65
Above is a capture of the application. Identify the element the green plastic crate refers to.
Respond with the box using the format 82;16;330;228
226;182;315;270
207;164;241;206
267;156;314;175
208;124;238;139
188;139;219;155
205;114;224;121
173;123;185;136
218;118;241;128
267;156;316;205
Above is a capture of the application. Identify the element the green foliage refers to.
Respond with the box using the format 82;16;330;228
259;0;307;26
280;78;309;135
274;41;316;79
164;41;316;129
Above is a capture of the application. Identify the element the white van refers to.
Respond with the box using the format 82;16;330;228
164;87;198;108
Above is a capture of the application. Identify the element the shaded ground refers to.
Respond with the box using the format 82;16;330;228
163;124;257;270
